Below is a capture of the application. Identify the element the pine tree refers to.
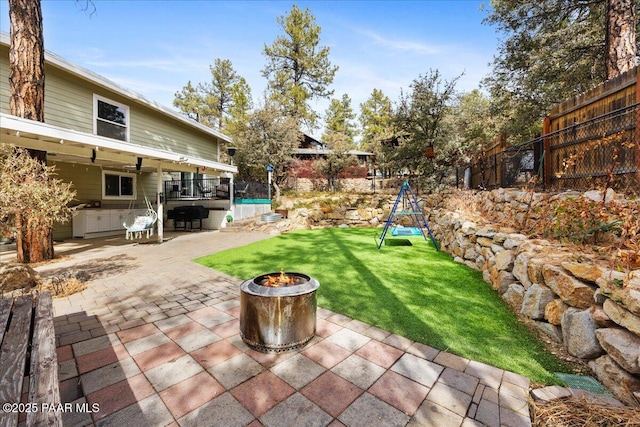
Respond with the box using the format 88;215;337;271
262;4;338;128
323;94;358;146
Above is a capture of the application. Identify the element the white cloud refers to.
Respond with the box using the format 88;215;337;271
358;29;441;55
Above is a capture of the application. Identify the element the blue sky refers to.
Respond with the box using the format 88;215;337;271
1;0;499;134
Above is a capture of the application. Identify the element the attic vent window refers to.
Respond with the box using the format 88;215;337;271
94;95;129;142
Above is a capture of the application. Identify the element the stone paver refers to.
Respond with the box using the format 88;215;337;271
27;230;535;426
339;392;411;427
260;393;333;427
391;353;445;388
331;354;386;389
269;353;326;390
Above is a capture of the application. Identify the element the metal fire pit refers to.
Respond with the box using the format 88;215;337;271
239;272;319;353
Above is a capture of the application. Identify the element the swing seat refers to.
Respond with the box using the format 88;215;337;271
391;227;422;236
123;209;157;240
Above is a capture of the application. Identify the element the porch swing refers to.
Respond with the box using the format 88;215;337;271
122;179;157;240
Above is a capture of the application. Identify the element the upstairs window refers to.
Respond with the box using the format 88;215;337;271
102;171;136;200
94;95;129;141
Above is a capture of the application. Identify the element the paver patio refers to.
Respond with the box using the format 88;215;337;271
8;230;532;426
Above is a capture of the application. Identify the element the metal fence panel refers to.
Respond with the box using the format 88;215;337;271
546;103;638;193
463;103;638;195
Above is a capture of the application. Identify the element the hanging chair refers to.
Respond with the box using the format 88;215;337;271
123;185;158;240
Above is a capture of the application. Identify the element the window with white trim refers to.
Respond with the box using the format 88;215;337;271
102;171;136;200
94;95;129;141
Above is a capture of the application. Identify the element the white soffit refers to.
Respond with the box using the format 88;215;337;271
0;113;237;174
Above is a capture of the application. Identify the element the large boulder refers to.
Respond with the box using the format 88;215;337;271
503;234;527;249
583;188;616;203
502;283;525;309
590;305;616;328
596;271;640;316
512;253;532;289
544;299;568;325
494;250;514;271
527;257;547;288
476;237;494;248
561;308;604;359
595;328;640;374
542;265;595;309
603;298;640;337
561;261;603;284
532;321;563;343
490;268;515;295
0;263;40;293
589;355;640;407
521;284;555;320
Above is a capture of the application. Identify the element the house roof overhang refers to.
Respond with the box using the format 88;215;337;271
0;113;237;174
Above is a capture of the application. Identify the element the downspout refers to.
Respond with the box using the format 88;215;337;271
157;164;163;244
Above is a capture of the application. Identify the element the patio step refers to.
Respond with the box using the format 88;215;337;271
220;217;261;232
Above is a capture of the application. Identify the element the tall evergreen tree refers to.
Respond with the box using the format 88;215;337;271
483;0;639;141
262;4;338;128
173;81;212;124
359;89;393;177
174;59;251;130
323;94;358;146
202;58;242;129
318;94;358;190
224;77;253;139
359;89;393;150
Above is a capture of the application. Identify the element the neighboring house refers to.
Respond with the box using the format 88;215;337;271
294;133;373;170
0;33;239;242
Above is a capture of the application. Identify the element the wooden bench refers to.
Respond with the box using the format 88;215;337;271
0;292;62;427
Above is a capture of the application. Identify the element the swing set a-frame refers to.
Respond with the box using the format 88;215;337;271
375;180;439;250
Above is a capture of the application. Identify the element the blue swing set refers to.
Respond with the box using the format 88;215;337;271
375;181;439;250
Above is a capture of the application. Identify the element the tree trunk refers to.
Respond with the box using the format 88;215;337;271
9;0;45;121
605;0;638;79
19;222;54;264
9;0;54;263
273;181;281;203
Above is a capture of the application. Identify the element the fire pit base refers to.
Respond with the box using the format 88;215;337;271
239;273;319;353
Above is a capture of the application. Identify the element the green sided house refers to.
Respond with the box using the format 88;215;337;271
0;33;255;243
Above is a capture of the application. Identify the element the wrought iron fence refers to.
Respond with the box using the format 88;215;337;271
545;102;638;193
462;103;639;194
466;140;541;190
164;177;230;201
234;180;269;200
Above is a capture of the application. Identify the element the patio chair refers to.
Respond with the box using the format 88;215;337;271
123;194;157;240
197;182;213;198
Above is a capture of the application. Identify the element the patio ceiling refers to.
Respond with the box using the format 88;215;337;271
0;113;237;175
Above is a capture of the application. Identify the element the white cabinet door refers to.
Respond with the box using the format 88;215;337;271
85;211;110;233
110;210;128;230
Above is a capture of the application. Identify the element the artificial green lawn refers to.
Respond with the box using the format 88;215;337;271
195;227;574;384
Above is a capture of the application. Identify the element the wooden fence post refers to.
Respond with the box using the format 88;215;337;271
542;116;552;189
635;71;640;190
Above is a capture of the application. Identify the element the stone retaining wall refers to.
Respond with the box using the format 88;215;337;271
423;189;640;406
285;177;375;193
